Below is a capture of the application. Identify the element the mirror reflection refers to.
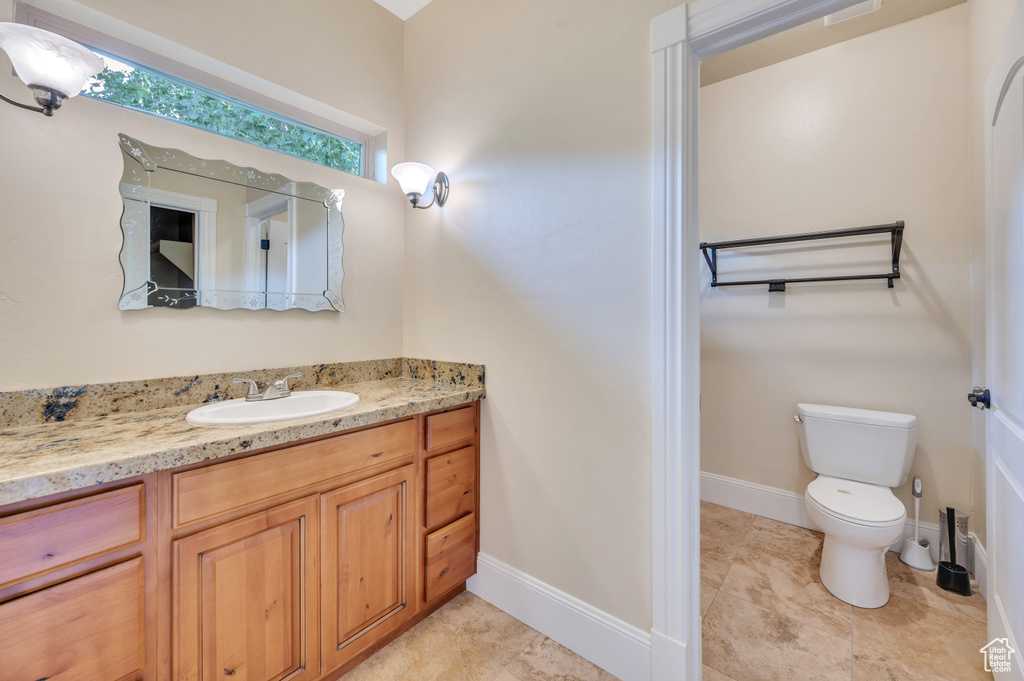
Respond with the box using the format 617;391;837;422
118;134;345;312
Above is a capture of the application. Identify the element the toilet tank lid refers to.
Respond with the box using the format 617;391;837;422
797;404;917;429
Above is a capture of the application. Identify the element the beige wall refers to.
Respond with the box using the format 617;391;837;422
965;0;1018;549
0;0;406;390
403;0;677;630
700;7;974;529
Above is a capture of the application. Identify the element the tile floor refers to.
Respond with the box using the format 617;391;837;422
700;501;992;681
343;589;618;681
343;502;991;681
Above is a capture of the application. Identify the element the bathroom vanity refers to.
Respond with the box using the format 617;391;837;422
0;360;482;681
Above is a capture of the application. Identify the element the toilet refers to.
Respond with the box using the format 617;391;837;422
795;403;917;608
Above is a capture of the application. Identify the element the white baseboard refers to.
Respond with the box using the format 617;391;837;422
700;471;817;529
700;472;947;561
466;553;652;681
970;532;988;599
650;629;696;681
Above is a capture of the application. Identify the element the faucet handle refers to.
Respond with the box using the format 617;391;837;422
275;373;303;394
233;378;260;399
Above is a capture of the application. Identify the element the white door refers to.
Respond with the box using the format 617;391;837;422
265;217;289;310
985;6;1024;678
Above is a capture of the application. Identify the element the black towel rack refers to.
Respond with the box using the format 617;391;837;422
699;221;904;292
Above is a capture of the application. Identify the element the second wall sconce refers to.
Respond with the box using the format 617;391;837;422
0;23;104;116
391;162;449;209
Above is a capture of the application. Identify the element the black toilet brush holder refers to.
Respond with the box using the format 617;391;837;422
936;506;972;597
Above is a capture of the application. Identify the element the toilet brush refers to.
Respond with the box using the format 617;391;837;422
899;476;935;571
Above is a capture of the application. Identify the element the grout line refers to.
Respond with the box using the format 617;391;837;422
439;593;545;681
703;659;739;680
495;630;543;679
850;610;854;681
703;582;722;621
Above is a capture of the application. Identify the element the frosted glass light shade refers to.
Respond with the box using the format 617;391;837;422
391;162;435;196
0;23;103;98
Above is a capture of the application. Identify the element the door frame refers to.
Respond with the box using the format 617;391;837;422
648;1;864;677
243;189;298;296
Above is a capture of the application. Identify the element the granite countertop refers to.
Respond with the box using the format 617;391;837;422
0;359;484;507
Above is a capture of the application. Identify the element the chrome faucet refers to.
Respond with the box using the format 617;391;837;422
233;373;302;401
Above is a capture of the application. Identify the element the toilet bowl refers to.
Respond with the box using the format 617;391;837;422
804;475;907;608
795;404;918;609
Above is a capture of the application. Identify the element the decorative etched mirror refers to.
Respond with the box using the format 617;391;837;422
118;134;345;312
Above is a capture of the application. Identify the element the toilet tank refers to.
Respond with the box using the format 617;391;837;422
796;404;917;487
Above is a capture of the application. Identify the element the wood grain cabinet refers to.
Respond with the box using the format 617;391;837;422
0;402;480;681
320;465;415;674
0;480;154;681
173;497;319;681
420;406;479;607
0;558;146;681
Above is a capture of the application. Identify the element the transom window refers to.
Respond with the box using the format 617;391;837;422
82;51;364;177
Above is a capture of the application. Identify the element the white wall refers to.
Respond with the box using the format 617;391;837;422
403;0;678;630
699;7;974;530
0;0;407;390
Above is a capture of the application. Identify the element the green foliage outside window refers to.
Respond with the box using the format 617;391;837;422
82;53;363;176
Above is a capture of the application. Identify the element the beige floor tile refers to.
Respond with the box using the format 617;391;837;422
343;616;504;681
434;591;542;666
719;546;852;639
852;644;953;681
702;664;736;680
495;672;521;681
852;594;992;681
740;515;824;567
507;636;620;681
700;501;755;588
702;592;852;681
885;551;987;623
700;582;718;619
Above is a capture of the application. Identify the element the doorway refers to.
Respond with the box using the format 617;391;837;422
649;1;1001;679
244;192;297;311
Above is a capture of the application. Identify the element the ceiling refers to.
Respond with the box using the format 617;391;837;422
372;0;433;21
371;0;965;84
700;0;966;85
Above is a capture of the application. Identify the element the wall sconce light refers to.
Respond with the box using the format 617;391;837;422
0;23;104;117
391;162;449;209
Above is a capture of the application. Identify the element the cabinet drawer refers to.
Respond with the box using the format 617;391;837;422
424;513;476;602
425;446;476;530
174;420;417;527
0;484;145;587
425;406;476;453
0;558;146;681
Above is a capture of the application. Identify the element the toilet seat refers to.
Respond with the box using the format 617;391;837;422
806;475;906;527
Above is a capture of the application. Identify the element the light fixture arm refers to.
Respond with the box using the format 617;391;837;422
410;171;449;209
0;88;51;116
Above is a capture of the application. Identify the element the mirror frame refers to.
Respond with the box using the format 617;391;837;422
117;133;345;312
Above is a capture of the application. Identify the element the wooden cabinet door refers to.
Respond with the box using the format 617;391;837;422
0;558;146;681
173;497;319;681
320;465;415;673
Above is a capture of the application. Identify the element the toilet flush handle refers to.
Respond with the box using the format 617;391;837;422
793;414;803;424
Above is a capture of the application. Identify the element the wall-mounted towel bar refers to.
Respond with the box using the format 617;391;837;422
699;221;904;292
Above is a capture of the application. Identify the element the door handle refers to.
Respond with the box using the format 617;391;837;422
968;387;991;410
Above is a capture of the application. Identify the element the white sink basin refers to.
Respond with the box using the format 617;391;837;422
186;390;360;425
